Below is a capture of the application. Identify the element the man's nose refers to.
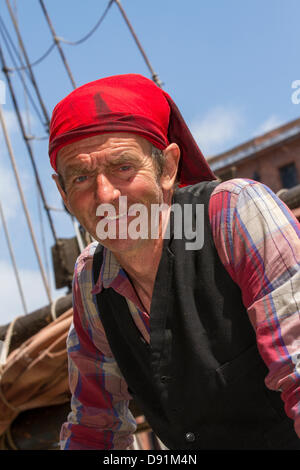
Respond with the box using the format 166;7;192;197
94;173;120;204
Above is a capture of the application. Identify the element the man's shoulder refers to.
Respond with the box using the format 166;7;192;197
174;180;219;203
176;178;265;206
210;178;263;198
177;178;263;198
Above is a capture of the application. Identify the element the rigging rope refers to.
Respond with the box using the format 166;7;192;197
56;0;114;46
0;201;28;315
0;43;59;244
25;135;49;141
1;1;87;243
0;314;22;369
0;0;163;277
0;16;30;79
38;0;76;89
36;183;52;295
0;106;52;304
0;18;47;128
7;42;56;72
113;0;163;88
13;0;52;294
5;0;51;128
2;0;113;75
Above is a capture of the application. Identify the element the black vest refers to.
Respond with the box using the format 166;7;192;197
93;181;299;450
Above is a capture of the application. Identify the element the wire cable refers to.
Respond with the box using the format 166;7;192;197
55;0;113;46
39;0;76;89
0;43;58;244
7;42;56;71
5;0;50;129
0;18;47;128
1;0;113;74
113;0;163;88
36;180;52;296
0;105;52;304
0;16;30;79
0;200;28;315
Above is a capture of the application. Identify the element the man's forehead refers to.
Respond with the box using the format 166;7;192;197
56;133;152;173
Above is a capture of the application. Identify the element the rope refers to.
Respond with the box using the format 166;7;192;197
0;316;23;412
72;218;85;253
5;0;51;128
2;0;113;74
1;0;55;72
50;300;57;321
0;316;21;411
0;316;22;369
38;0;76;89
0;105;52;303
0;382;20;412
0;44;59;244
26;135;49;141
0;201;28;315
7;42;56;71
4;426;18;450
46;205;65;212
113;0;163;88
55;0;113;46
36;184;52;296
39;0;112;89
0;15;29;78
0;18;47;128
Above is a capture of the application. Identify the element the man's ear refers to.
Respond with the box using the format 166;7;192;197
52;174;73;214
160;143;180;191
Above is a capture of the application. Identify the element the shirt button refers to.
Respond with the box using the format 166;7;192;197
185;432;195;442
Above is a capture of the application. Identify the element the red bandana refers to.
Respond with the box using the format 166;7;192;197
49;74;216;185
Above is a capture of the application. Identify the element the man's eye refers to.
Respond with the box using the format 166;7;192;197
74;175;88;183
119;165;132;172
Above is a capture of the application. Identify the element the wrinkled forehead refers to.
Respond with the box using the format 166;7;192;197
56;132;152;173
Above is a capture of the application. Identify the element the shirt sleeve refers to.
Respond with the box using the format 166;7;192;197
60;252;137;450
208;178;300;439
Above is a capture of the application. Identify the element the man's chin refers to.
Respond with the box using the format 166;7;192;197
94;236;149;254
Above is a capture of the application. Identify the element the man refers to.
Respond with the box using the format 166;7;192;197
49;74;300;450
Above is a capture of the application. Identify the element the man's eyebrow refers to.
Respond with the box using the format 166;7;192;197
108;154;138;165
63;154;138;179
63;165;95;179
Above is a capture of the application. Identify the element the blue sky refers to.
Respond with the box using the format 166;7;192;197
0;0;300;324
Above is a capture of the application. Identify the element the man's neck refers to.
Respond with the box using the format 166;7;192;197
112;197;172;312
114;236;164;305
115;235;163;285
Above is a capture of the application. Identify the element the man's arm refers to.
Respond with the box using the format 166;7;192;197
60;252;136;450
209;178;300;438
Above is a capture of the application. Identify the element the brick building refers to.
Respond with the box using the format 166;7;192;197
207;116;300;219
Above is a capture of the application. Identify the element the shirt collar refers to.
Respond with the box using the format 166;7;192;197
91;247;122;295
90;245;149;314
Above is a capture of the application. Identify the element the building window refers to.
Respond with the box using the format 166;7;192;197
279;162;299;189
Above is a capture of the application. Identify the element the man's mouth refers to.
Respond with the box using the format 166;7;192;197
104;212;128;221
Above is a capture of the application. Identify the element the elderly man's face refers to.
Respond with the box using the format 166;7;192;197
53;133;179;254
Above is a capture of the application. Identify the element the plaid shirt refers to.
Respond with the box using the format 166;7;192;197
60;179;300;450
